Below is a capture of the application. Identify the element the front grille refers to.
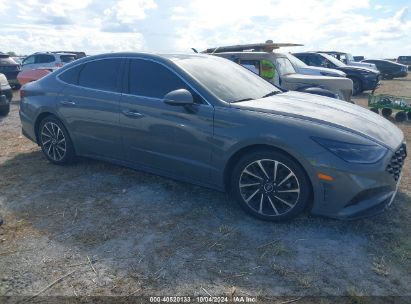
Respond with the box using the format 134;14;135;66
386;143;407;181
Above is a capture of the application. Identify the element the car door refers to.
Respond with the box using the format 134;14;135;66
57;58;125;160
120;58;214;184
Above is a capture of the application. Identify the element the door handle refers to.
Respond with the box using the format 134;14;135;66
122;109;144;119
60;100;76;106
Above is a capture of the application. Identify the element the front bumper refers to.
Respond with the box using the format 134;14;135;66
310;142;407;220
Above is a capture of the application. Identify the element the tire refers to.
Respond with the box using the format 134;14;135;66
370;108;379;114
407;112;411;121
394;111;406;122
38;115;76;165
382;108;392;118
349;77;362;96
0;104;10;116
230;150;311;221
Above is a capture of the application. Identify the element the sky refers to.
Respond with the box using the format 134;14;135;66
0;0;410;58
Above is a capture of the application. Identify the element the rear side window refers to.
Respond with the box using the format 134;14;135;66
78;59;122;92
58;64;84;85
36;55;55;64
128;59;189;99
239;60;260;75
60;55;76;63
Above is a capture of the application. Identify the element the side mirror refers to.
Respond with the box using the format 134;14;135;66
163;89;194;106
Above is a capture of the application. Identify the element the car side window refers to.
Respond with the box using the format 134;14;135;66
78;59;121;92
36;55;55;64
128;59;204;103
239;60;260;75
58;64;84;85
23;56;35;65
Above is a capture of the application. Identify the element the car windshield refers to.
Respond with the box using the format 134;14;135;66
284;53;307;68
320;53;346;67
175;56;280;103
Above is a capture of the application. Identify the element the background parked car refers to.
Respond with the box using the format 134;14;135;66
0;73;12;116
17;68;52;86
361;59;408;79
285;53;347;78
397;56;411;71
293;52;380;95
202;43;353;102
0;53;21;89
21;52;76;71
318;51;377;71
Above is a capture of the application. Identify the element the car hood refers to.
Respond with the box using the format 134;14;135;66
299;66;346;77
338;65;379;74
283;74;353;90
232;91;403;150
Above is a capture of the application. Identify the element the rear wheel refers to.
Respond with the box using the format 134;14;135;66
38;116;75;164
230;150;311;221
370;108;379;114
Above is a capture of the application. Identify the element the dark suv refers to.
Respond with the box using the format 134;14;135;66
0;53;21;89
293;52;381;95
361;59;408;79
397;56;411;70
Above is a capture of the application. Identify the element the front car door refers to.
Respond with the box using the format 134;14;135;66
56;58;124;160
120;58;214;185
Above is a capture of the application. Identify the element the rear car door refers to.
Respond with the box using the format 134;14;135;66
57;58;125;160
120;58;214;184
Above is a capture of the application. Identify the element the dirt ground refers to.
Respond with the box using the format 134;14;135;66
0;75;410;302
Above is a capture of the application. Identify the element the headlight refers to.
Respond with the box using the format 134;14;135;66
312;137;387;164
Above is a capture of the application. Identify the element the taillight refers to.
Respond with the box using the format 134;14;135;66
20;89;26;99
55;63;62;68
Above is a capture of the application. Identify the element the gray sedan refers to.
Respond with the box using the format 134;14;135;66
19;53;407;221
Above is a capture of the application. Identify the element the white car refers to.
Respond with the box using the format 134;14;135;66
318;51;378;71
21;52;76;71
285;53;347;78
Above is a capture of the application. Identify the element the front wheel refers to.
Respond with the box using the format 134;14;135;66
39;116;76;164
230;150;311;221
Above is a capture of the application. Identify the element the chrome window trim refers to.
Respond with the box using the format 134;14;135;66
56;56;212;106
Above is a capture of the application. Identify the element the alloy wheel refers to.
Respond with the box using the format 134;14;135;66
239;159;300;217
41;122;67;162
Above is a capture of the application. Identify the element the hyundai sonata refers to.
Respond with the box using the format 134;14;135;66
19;53;407;221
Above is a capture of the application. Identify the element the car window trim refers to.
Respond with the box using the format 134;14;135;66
56;56;211;106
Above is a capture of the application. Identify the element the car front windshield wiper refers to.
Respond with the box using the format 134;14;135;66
230;98;255;103
262;91;282;98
